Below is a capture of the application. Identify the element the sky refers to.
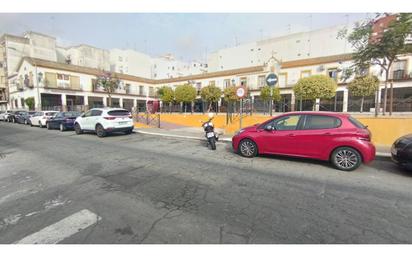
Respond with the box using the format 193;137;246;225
0;13;371;62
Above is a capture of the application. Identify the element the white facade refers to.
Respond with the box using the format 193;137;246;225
65;44;110;70
208;25;354;72
109;48;152;78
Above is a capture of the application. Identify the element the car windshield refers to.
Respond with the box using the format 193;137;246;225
64;112;81;117
107;110;130;116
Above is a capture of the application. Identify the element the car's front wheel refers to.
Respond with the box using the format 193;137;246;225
74;123;83;135
38;121;43;128
46;122;51;130
331;147;362;171
238;139;258;158
95;124;106;138
60;123;65;132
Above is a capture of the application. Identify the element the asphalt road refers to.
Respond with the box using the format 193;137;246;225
1;122;412;244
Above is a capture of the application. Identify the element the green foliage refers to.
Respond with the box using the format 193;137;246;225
174;84;197;104
200;85;222;103
24;97;35;110
223;86;238;103
340;13;412;76
293;75;337;100
260;86;281;102
348;75;379;97
157;86;175;104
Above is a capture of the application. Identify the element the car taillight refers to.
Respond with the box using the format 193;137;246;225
103;116;116;120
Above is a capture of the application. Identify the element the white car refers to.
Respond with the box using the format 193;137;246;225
29;111;59;128
74;108;134;137
0;111;9;121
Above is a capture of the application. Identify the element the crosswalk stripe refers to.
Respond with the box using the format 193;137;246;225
14;209;101;244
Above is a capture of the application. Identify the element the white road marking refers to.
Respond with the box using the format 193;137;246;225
14;209;101;244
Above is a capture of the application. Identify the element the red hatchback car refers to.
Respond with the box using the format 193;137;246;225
232;112;375;171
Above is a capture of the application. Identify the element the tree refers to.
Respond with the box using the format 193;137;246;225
96;71;120;107
223;86;238;123
24;97;35;110
339;13;412;116
157;86;175;113
260;86;281;113
348;75;380;113
174;84;197;113
293;75;337;110
200;85;222;112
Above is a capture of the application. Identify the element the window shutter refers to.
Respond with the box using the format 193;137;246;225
45;72;57;88
70;76;81;90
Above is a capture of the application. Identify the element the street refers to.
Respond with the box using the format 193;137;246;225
1;122;412;243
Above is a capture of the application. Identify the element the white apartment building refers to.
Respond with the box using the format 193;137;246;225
208;25;353;72
151;54;207;79
110;48;152;78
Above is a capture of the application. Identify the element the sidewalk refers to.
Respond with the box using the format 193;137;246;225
133;126;392;158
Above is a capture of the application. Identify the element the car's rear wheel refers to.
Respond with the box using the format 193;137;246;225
74;123;83;134
238;139;258;158
331;147;362;171
24;119;28;125
60;123;65;132
46;122;51;130
95;124;106;138
38;121;43;128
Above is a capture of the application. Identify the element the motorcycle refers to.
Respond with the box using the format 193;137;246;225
201;117;219;150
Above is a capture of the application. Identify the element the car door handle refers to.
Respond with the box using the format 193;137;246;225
287;133;295;137
323;132;332;136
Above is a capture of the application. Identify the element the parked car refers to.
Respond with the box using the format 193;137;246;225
232;112;376;171
6;110;25;123
15;111;37;125
46;111;81;131
1;110;14;121
29;111;59;128
0;111;7;121
74;108;134;137
391;134;412;171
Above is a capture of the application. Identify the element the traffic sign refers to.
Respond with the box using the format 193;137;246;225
236;86;247;99
266;73;278;87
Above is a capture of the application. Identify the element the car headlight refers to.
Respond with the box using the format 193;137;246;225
235;129;245;136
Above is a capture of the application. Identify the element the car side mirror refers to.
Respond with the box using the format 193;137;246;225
264;125;274;131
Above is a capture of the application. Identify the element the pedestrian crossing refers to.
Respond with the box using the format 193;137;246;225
14;209;101;244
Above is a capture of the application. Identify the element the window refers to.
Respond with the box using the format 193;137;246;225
91;110;102;116
209;80;215;86
300;70;311;78
149;86;155;96
303;115;341;130
240;77;247;86
392;60;407;80
118;56;123;62
139;86;144;95
328;68;338;81
265;115;302;131
278;73;288;88
108;110;129;116
125;83;131;94
224;79;231;88
21;98;25;108
348;116;366;129
257;75;265;88
83;110;92;117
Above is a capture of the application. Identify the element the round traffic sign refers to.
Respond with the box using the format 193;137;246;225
266;73;278;87
236;86;247;98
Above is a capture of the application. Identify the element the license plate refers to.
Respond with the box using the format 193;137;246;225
391;147;397;155
119;121;128;125
207;132;215;138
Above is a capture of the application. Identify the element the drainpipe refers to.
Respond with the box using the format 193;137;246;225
35;64;41;111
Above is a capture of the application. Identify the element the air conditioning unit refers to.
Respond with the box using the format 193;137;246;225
317;65;325;72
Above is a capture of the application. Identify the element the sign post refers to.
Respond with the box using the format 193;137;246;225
266;73;278;116
236;86;247;129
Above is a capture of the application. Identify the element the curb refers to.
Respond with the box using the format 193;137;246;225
134;129;232;142
134;129;392;158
